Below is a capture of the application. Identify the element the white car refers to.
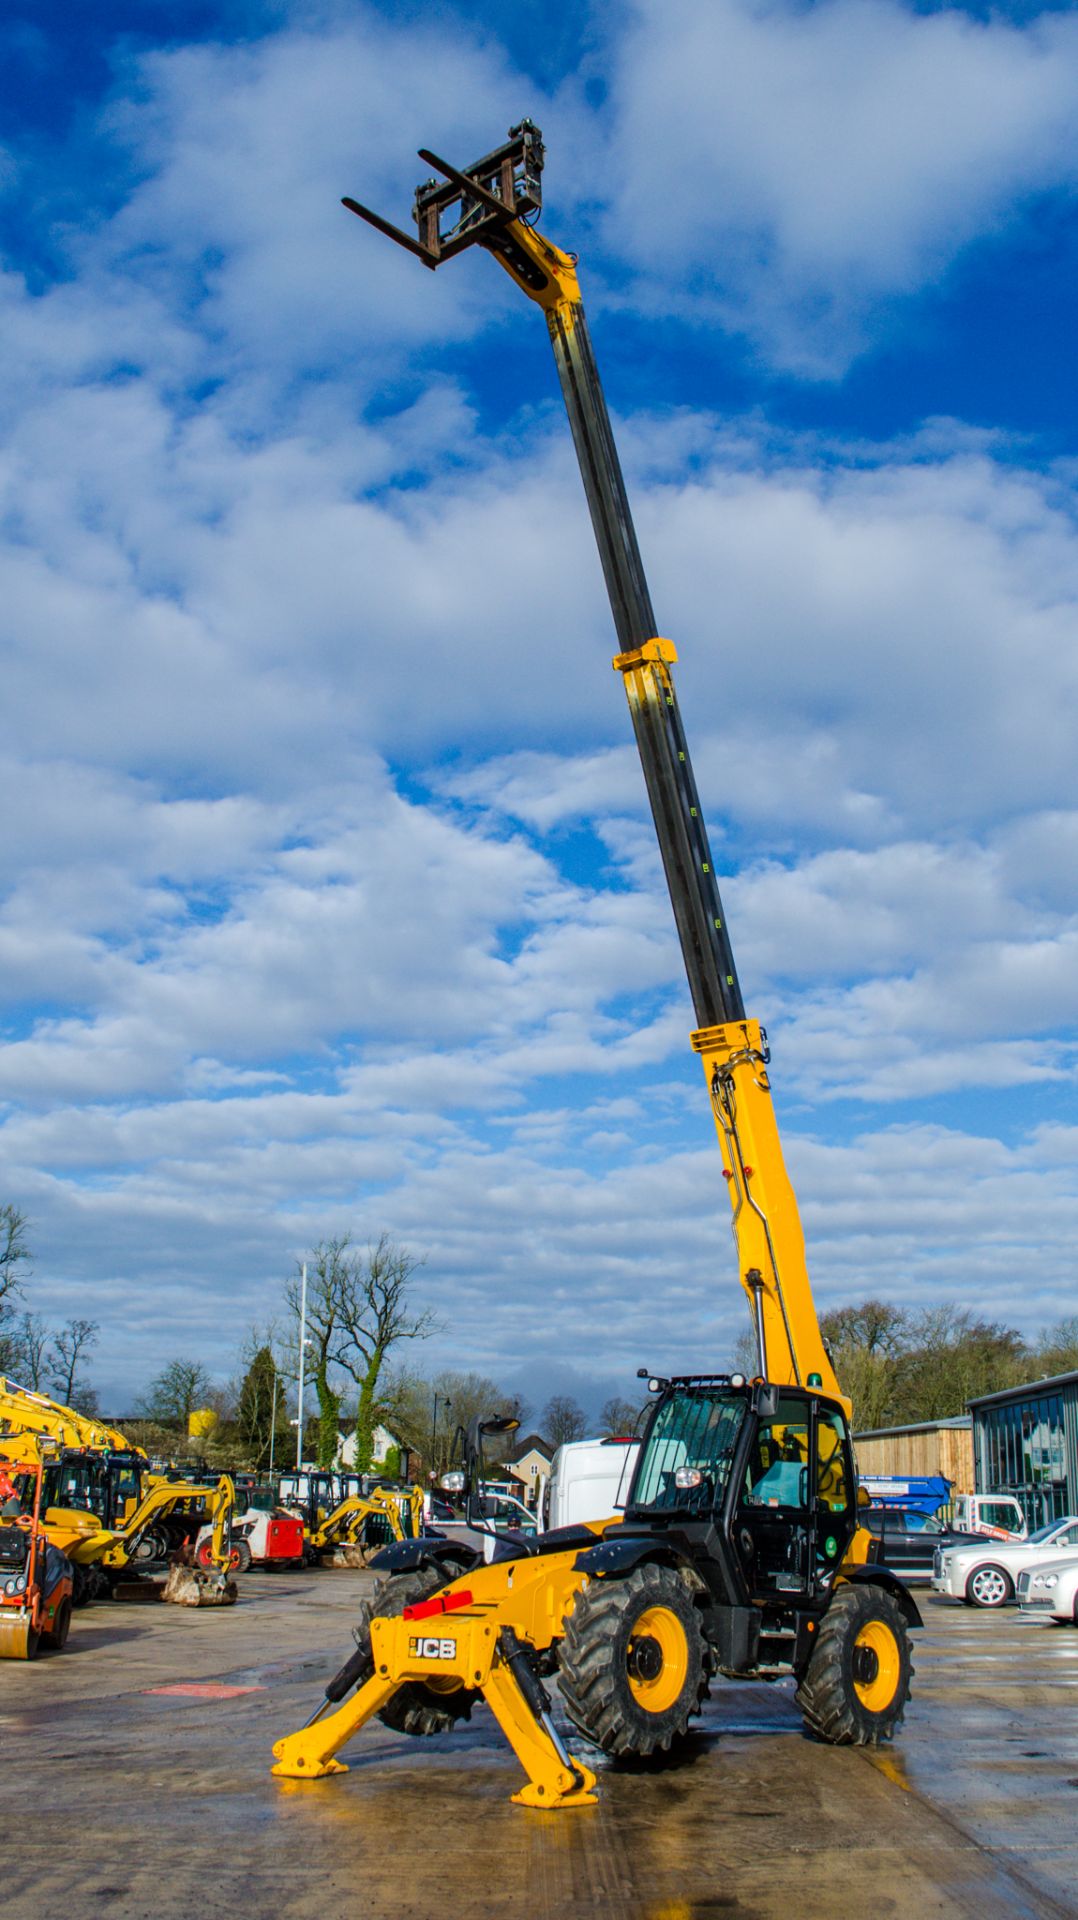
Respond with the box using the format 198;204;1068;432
932;1514;1078;1608
1017;1557;1078;1624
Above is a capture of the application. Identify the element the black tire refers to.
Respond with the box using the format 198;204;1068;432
131;1526;170;1566
234;1540;253;1575
24;1627;40;1661
44;1596;72;1650
357;1569;478;1737
796;1583;912;1745
557;1562;708;1759
71;1565;92;1609
965;1563;1013;1609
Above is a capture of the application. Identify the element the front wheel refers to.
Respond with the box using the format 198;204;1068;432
557;1562;708;1759
356;1569;479;1737
965;1564;1013;1609
797;1583;912;1745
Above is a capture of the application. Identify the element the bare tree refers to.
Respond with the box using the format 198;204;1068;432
0;1205;31;1317
599;1395;644;1437
1035;1316;1078;1376
50;1317;100;1409
10;1313;51;1390
286;1234;435;1469
542;1394;588;1448
136;1359;212;1427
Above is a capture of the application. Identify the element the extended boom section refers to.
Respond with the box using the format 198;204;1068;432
343;123;832;1394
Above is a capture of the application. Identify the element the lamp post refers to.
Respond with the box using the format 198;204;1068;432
431;1394;451;1478
295;1260;308;1470
268;1365;280;1476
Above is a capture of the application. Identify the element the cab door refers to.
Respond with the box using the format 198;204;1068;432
812;1404;857;1584
734;1392;814;1599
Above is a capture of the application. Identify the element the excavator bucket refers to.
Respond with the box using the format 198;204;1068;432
0;1610;35;1659
163;1564;238;1608
161;1473;238;1603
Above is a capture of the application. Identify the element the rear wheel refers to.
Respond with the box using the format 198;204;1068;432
357;1569;478;1737
797;1583;912;1745
44;1597;72;1650
196;1540;242;1573
557;1562;708;1759
965;1564;1012;1609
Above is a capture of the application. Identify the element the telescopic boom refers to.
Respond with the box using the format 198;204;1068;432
343;124;843;1405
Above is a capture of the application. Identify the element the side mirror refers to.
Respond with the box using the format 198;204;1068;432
751;1382;780;1420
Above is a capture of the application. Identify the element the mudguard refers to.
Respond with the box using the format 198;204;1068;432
367;1536;476;1578
842;1562;924;1628
573;1532;692;1580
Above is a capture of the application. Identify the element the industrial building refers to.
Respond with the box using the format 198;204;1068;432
968;1369;1078;1528
853;1416;973;1493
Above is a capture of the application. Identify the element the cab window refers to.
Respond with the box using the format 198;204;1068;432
980;1501;1020;1530
815;1411;850;1514
743;1401;810;1510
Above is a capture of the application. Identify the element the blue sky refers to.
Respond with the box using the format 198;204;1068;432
2;0;1077;1413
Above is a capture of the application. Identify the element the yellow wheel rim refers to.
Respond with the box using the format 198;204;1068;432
852;1619;901;1712
626;1605;689;1713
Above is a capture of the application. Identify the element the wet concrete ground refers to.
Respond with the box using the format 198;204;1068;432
3;1571;1076;1920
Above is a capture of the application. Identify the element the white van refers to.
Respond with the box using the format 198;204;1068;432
545;1436;640;1532
952;1493;1027;1540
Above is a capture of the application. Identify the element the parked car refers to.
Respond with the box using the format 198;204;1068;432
862;1507;982;1581
932;1514;1078;1607
1017;1557;1078;1624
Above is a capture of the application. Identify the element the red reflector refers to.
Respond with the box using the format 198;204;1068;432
402;1588;474;1622
721;1169;732;1180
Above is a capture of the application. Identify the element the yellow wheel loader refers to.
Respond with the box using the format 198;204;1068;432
272;124;919;1811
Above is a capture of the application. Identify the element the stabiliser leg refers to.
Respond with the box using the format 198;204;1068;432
271;1608;598;1807
490;1628;597;1809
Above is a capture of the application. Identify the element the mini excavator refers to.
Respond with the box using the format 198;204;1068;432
272;124;920;1810
277;1471;424;1567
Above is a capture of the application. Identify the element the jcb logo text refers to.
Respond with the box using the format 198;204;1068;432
409;1635;457;1660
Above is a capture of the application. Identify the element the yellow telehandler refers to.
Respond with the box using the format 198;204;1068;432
272;124;920;1810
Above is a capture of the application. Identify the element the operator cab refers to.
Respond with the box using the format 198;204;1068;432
625;1375;858;1608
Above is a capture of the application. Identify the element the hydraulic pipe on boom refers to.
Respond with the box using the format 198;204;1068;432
344;123;840;1406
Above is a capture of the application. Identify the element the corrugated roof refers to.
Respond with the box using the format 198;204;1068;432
967;1367;1078;1410
854;1416;971;1439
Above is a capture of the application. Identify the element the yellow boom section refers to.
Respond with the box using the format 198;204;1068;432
0;1376;141;1456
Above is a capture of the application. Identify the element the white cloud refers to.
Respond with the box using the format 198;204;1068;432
604;0;1078;370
